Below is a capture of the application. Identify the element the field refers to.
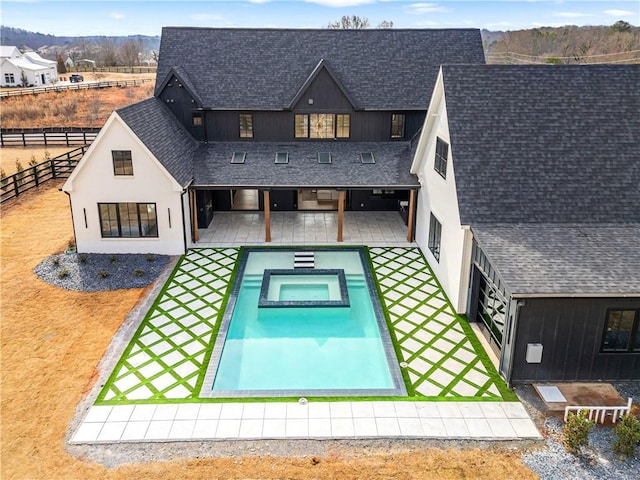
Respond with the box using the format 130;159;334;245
0;185;540;480
0;75;154;129
1;146;77;175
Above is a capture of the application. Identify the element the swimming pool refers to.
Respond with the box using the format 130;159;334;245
200;248;406;398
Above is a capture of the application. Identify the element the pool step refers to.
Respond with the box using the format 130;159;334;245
294;251;314;269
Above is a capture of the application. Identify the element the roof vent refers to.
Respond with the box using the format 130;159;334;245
275;152;289;164
360;152;375;164
318;152;332;164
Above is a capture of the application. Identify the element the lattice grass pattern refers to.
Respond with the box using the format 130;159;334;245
369;247;507;399
97;246;511;404
97;248;239;403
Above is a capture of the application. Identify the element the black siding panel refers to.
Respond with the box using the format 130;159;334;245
158;76;203;139
292;68;353;111
511;297;640;383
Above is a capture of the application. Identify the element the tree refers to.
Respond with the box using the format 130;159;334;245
328;15;370;29
19;71;29;87
99;38;118;67
120;38;143;68
378;20;394;29
56;54;67;74
610;20;632;33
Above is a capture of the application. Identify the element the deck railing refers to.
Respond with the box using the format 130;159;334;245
564;397;633;424
1;146;87;204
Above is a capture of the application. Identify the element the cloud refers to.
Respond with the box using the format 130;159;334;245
603;10;635;17
190;13;225;22
110;12;125;20
247;0;271;4
485;21;512;29
414;20;440;27
405;3;449;15
304;0;374;6
553;12;596;19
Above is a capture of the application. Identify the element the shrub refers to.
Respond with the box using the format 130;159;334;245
145;254;155;262
43;150;51;161
97;270;109;278
133;268;145;277
14;159;24;183
52;257;60;266
1;169;7;190
612;411;640;458
563;410;593;455
109;255;118;264
57;269;70;279
28;154;38;167
78;254;88;263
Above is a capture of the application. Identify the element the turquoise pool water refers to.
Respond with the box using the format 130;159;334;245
202;249;405;397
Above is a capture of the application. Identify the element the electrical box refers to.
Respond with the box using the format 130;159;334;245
526;343;543;363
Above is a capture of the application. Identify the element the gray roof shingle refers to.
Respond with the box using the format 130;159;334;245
442;65;640;224
472;224;640;295
156;28;485;110
116;97;199;187
193;141;419;188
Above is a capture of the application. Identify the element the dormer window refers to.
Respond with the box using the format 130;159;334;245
239;114;253;138
391;114;405;139
112;150;133;176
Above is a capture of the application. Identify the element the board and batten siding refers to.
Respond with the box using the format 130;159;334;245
63;114;187;255
511;297;640;383
413;82;471;314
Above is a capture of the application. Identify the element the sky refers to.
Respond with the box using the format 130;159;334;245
1;0;639;37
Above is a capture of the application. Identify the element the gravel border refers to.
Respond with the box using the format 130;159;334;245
34;253;171;291
517;383;639;480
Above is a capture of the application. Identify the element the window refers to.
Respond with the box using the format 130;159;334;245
391;113;405;139
98;203;158;238
4;73;15;84
435;137;449;179
294;114;349;139
239;114;253;138
112;150;133;176
192;114;203;126
428;212;442;262
336;114;350;138
275;152;289;164
295;115;309;138
318;152;332;164
360;152;375;164
231;152;246;164
601;309;640;352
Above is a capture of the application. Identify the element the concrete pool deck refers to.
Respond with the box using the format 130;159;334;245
71;246;541;443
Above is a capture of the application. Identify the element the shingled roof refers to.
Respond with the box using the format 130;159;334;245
116;97;199;187
472;224;640;295
155;27;485;111
442;65;640;225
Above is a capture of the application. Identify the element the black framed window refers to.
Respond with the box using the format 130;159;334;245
112;150;133;176
435;137;448;179
428;212;442;262
98;203;158;238
336;114;350;138
391;113;405;139
239;114;253;138
5;73;15;84
601;309;640;352
294;113;349;139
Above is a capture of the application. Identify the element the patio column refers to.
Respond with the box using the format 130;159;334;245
263;190;271;242
337;190;345;242
189;189;199;242
406;189;416;242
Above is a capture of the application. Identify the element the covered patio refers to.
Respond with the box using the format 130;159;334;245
196;210;414;246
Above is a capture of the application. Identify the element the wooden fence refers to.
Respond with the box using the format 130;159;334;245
0;128;100;147
1;146;87;204
70;66;157;74
0;78;153;98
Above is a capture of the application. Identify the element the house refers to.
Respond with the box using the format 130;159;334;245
62;27;485;255
410;64;640;384
0;46;57;87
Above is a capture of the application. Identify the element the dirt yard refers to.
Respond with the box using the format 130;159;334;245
1;147;77;175
0;186;540;480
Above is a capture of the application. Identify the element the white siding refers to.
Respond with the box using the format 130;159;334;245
413;78;470;313
65;115;186;255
